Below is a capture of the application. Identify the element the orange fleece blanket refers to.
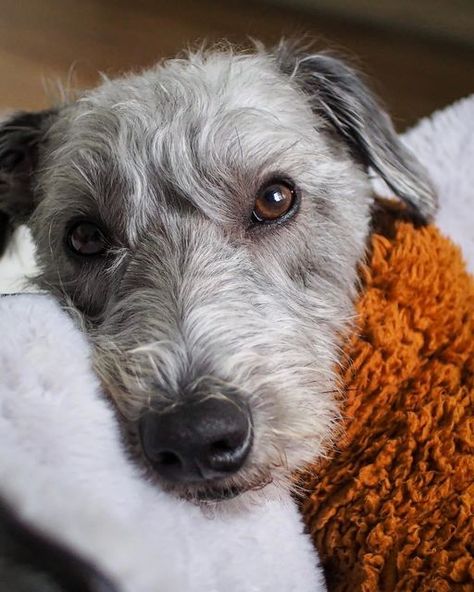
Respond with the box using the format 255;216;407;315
298;204;474;591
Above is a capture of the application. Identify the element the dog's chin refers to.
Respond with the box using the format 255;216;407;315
165;474;275;505
169;482;251;504
189;484;245;503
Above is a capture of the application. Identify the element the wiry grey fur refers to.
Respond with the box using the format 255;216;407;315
0;42;437;500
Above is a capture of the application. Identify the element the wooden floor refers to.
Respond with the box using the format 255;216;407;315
0;0;472;129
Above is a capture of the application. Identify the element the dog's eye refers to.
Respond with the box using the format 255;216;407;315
252;180;297;223
67;221;107;256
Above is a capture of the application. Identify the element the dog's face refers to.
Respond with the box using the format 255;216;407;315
0;44;436;500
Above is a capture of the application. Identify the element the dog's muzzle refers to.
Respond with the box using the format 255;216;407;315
138;394;253;485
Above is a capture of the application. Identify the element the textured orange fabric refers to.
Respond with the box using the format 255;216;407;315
299;212;474;591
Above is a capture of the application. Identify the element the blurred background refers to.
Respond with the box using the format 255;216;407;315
0;0;472;129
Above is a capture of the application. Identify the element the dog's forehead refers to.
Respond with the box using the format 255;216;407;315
86;52;312;129
46;52;322;240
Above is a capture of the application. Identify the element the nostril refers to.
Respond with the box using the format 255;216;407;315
155;451;182;467
207;422;253;474
210;439;236;454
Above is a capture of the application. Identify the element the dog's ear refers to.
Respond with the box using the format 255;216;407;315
0;109;56;255
275;45;437;220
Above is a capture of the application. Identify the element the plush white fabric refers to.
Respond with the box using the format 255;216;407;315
403;95;474;273
0;293;325;592
0;225;37;294
375;94;474;272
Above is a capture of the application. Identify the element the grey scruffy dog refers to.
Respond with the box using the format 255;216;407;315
0;41;436;502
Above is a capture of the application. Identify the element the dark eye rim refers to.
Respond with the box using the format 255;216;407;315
251;176;301;226
64;217;109;258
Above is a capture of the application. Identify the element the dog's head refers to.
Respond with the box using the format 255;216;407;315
0;43;436;501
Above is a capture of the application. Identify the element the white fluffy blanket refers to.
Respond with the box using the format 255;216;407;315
379;94;474;272
0;293;324;592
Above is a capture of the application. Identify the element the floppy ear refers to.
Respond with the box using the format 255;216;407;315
276;45;437;220
0;110;56;255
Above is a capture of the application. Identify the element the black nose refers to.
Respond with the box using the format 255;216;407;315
139;396;253;484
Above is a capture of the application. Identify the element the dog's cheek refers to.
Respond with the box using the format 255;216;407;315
34;248;112;319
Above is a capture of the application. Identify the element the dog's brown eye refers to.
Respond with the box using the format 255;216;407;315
253;181;297;223
67;221;107;256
